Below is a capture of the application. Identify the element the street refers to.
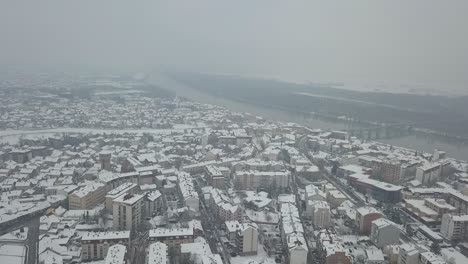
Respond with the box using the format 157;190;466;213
129;231;149;264
200;198;231;264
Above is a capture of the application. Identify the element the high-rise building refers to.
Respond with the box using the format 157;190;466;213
113;193;144;231
310;201;331;229
381;160;401;184
236;223;258;255
105;182;139;212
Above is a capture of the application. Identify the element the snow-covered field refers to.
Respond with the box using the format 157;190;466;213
0;244;26;264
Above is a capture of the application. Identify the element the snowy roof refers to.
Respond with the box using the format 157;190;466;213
113;193;144;205
147;190;162;201
81;231;130;241
71;181;105;198
225;221;240;233
105;244;127;264
356;207;381;216
357;178;402;192
372;218;396;229
148;242;167;264
441;247;468;264
366;248;384;261
149;227;193;238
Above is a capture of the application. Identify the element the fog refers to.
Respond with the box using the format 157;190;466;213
1;0;467;94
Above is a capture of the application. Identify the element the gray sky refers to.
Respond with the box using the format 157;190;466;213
1;0;467;94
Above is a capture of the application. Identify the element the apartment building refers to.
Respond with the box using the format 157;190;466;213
104;244;127;264
356;207;383;235
398;244;420;264
381;160;401;184
148;227;194;248
309;201;331;229
113;193;144;231
205;165;230;189
68;181;106;210
404;198;457;224
370;218;400;248
235;223;259;255
105;182;138;212
144;190;163;218
148;242;168;264
441;214;468;241
81;231;130;261
234;170;289;190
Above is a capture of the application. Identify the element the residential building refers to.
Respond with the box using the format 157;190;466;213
416;161;451;186
326;190;347;208
419;251;445;264
404;198;457;225
441;214;468;241
236;223;258;255
147;242;168;264
370;218;400;248
234;170;289;190
113;193;144;231
104;244;127;264
304;184;326;202
381;160;401;184
356;207;383;235
68;182;107;210
144;190;163;218
81;231;130;261
205;165;230;189
323;243;351;264
149;227;194;248
104;182;138;212
289;242;308;264
309;201;331;229
178;172;200;214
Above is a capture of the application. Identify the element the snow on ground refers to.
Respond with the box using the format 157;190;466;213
0;227;28;241
230;244;275;264
0;244;26;264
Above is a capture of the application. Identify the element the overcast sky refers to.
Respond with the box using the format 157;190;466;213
1;0;467;94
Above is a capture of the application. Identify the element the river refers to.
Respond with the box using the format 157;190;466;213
151;74;468;161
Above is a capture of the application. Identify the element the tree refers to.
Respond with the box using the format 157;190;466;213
180;253;193;264
265;212;273;222
406;225;415;237
234;179;243;190
168;246;178;264
430;242;441;255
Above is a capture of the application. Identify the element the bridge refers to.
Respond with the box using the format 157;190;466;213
346;123;414;140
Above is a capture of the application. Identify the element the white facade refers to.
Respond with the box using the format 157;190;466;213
237;223;258;255
441;214;468;240
234;170;289;189
309;201;331;228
